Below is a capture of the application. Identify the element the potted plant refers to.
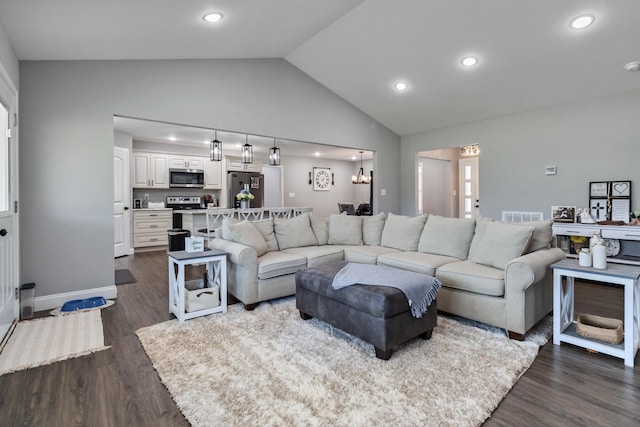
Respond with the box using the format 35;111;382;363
236;189;255;209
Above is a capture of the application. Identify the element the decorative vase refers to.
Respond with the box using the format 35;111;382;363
240;200;249;209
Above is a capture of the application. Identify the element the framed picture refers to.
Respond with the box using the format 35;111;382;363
589;182;609;198
611;198;631;222
551;206;576;223
611;180;631;197
589;199;609;221
313;167;331;191
250;176;260;189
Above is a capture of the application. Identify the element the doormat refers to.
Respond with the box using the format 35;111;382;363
0;310;110;376
115;269;137;285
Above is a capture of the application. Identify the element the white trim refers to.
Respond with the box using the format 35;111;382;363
34;285;118;312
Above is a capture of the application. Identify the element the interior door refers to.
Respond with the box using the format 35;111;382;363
114;147;131;257
0;72;18;339
459;157;479;218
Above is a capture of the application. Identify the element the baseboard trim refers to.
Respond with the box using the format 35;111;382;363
34;285;118;312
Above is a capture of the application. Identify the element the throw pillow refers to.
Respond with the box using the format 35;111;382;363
328;214;363;245
252;219;279;252
467;221;535;269
466;215;494;258
221;217;240;241
517;219;553;253
310;216;329;245
228;220;268;256
362;212;386;246
418;215;476;259
380;213;428;251
274;212;318;250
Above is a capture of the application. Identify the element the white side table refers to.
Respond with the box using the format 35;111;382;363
168;249;228;322
551;259;640;367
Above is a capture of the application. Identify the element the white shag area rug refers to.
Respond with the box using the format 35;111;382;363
136;298;551;427
0;310;109;376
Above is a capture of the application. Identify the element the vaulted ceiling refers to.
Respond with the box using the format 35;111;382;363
2;0;639;136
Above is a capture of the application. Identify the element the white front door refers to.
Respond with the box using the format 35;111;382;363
458;157;480;218
114;147;132;257
0;71;18;339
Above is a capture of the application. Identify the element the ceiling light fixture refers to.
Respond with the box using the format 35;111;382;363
570;14;594;30
241;135;253;164
394;81;408;91
269;138;280;166
210;130;222;161
461;56;478;67
352;151;371;185
203;12;224;23
168;136;177;141
624;61;640;72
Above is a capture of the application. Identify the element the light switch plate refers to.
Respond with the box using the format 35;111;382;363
545;166;557;175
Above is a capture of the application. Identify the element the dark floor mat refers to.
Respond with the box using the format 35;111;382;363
115;269;137;285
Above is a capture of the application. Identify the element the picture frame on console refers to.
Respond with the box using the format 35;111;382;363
552;206;576;223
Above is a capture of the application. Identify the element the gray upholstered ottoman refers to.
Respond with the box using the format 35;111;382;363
295;261;437;360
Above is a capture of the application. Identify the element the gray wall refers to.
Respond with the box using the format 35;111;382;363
19;59;400;298
0;22;18;86
401;90;640;219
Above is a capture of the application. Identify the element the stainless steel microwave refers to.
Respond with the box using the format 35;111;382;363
169;168;205;188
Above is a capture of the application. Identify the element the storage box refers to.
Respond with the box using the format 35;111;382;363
185;236;204;252
576;313;623;344
184;279;220;312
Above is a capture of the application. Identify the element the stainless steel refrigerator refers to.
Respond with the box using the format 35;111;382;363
228;171;264;208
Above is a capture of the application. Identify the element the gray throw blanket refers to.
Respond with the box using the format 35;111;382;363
332;263;441;318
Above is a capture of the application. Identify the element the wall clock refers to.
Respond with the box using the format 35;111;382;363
313;167;331;191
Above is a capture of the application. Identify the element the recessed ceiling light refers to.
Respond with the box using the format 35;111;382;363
168;136;177;141
351;155;357;160
624;61;640;72
203;12;224;23
394;81;408;91
570;14;594;30
314;152;320;157
461;56;478;67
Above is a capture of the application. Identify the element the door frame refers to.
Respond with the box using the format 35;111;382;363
114;146;132;257
0;64;19;340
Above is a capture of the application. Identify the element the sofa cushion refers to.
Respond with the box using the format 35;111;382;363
418;215;476;260
228;220;268;256
328;214;363;245
362;212;386;246
221;217;240;241
518;219;553;253
283;246;344;267
436;260;505;297
343;245;401;265
274;212;318;250
257;251;307;280
467;221;534;269
251;219;279;252
377;251;460;276
380;213;428;251
310;216;329;245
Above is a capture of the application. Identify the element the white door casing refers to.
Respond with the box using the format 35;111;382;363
459;157;480;218
114;147;132;257
0;69;18;340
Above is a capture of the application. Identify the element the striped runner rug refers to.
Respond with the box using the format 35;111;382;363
0;310;109;376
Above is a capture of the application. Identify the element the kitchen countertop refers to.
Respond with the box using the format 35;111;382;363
132;208;172;211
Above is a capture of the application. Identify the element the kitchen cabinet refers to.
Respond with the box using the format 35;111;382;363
226;156;262;173
204;160;222;189
133;209;172;250
169;155;204;170
132;151;169;188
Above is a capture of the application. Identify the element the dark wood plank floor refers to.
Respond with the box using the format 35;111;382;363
1;252;638;426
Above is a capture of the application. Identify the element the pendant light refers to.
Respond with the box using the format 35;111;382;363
269;138;280;166
352;151;371;184
210;130;222;161
241;134;253;164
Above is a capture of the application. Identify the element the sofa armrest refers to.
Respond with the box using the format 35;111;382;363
505;248;565;292
208;239;259;305
208;239;257;266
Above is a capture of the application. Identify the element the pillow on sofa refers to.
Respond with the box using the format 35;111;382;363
310;216;329;245
252;219;279;252
517;219;553;253
228;220;268;256
380;213;428;251
466;215;493;257
418;215;476;259
221;217;240;241
362;212;385;246
274;212;318;250
467;221;535;269
328;214;363;245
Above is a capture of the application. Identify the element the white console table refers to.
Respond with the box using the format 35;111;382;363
551;259;640;367
168;249;227;322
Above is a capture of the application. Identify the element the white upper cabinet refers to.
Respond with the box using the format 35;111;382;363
204;160;222;189
226;156;262;173
132;151;169;188
169;155;204;170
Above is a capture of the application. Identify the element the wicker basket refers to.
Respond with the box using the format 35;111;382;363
576;314;623;344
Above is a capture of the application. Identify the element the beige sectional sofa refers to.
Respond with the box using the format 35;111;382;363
208;212;565;338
